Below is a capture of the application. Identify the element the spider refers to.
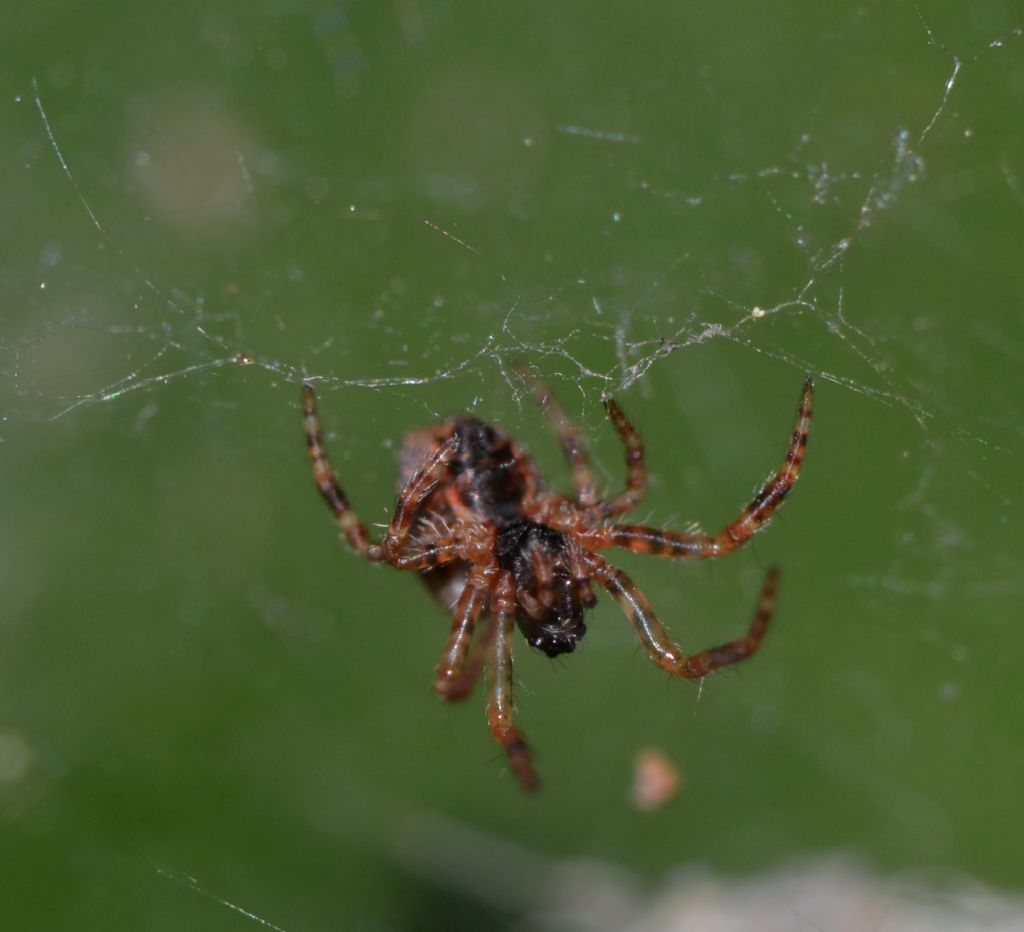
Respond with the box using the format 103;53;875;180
302;370;813;791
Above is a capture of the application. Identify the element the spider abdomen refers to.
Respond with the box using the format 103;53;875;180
450;418;532;524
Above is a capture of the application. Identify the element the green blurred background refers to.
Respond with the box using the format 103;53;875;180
3;1;1024;928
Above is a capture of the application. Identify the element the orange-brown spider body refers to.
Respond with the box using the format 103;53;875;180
399;417;592;660
302;372;814;792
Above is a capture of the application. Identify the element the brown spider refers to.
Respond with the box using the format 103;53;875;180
302;371;813;791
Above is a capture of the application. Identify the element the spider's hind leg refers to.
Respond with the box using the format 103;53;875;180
585;552;779;680
672;567;779;677
601;377;813;559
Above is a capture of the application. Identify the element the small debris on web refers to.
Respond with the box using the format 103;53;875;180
630;747;682;811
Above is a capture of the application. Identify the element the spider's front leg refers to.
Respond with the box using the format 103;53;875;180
515;363;599;508
303;384;384;560
588;396;647;519
381;433;462;566
303;384;462;568
487;570;539;791
584;552;779;679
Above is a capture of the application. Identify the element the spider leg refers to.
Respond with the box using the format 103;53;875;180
577;577;598;609
590;377;813;558
382;432;461;564
303;384;384;561
389;536;462;570
584;552;779;679
587;397;647;519
515;363;598;507
487;570;539;791
567;545;599;608
434;564;497;699
529;547;556;611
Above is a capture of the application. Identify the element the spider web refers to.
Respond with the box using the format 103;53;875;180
10;15;1018;441
4;3;1024;930
8;76;924;423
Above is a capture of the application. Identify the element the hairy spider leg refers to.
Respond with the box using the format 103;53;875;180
592;377;813;558
446;611;500;704
388;540;465;570
563;544;599;609
487;571;539;791
514;363;599;507
303;384;384;561
382;433;462;564
589;397;648;519
434;564;497;699
304;383;462;568
584;553;780;679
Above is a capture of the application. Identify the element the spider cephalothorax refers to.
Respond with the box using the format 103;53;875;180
303;369;813;791
494;518;588;658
